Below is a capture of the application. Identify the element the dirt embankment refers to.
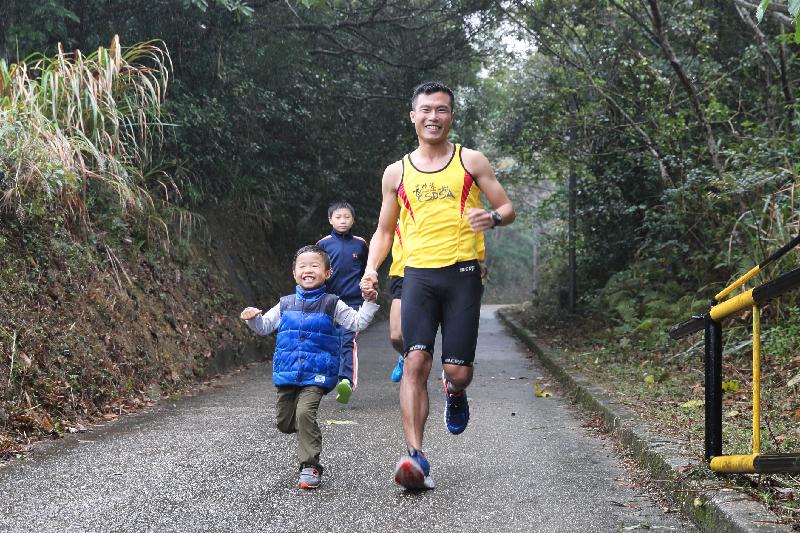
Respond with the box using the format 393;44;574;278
0;206;294;456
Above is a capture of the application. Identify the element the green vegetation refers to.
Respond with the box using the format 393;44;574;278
1;36;172;234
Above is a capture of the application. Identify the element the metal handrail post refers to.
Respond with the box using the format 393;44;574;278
705;317;723;461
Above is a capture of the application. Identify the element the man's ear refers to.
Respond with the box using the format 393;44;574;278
409;110;416;124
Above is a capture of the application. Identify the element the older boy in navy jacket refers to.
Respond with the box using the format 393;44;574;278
317;201;369;403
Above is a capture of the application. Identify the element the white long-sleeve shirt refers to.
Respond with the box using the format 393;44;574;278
246;300;379;336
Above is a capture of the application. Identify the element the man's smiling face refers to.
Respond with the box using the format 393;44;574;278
410;91;453;144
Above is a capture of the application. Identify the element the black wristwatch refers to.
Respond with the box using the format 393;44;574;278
489;209;502;228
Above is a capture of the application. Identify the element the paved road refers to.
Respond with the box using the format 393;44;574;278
0;306;695;532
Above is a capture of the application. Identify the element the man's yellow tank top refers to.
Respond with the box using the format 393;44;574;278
397;144;483;268
389;219;485;277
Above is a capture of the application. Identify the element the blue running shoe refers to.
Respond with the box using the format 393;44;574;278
442;370;470;434
393;449;435;490
391;355;404;382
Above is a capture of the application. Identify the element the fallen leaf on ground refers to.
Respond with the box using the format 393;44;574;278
722;380;740;393
680;399;704;409
325;419;357;425
534;383;552;398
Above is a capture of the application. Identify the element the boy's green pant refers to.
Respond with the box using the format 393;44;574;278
276;385;325;468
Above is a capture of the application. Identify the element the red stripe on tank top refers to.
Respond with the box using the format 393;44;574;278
398;182;415;223
461;171;474;216
394;223;403;247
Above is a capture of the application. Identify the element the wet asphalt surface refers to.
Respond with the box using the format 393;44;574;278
0;306;696;532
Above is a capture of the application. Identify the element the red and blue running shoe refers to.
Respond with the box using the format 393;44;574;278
442;370;470;434
393;449;435;490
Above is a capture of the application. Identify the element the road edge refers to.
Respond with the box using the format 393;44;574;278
496;307;790;533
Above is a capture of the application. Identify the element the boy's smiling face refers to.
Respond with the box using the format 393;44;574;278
293;251;331;290
329;208;354;234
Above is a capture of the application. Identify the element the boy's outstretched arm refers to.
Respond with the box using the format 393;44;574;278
241;303;281;335
335;299;379;332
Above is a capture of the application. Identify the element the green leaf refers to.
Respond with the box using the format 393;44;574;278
644;374;656;384
680;399;704;409
756;0;769;22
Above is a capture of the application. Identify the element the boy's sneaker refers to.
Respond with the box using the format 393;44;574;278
336;378;352;404
442;370;470;434
390;355;404;382
393;449;435;490
299;464;322;490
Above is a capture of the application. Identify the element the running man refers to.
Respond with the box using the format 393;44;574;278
361;81;515;490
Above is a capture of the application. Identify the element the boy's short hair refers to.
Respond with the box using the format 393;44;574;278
328;201;355;219
411;81;454;111
293;245;331;270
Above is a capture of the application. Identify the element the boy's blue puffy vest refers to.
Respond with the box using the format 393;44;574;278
273;285;340;391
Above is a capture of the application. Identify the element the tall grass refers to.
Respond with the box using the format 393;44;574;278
0;35;172;230
725;177;800;314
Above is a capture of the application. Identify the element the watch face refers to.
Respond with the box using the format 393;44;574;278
491;210;502;224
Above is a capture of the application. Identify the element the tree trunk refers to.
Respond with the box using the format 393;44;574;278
647;0;724;178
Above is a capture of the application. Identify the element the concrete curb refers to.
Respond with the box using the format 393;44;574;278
496;308;790;533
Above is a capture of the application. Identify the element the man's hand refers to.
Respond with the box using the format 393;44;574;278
467;208;495;232
240;307;262;321
361;268;379;290
360;277;378;302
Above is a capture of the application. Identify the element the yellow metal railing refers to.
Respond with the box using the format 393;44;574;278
669;235;800;474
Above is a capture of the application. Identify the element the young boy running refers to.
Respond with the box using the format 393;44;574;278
317;201;369;403
241;245;378;490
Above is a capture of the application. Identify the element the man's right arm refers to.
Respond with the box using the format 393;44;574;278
362;162;402;287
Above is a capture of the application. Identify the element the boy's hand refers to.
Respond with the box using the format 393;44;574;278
240;307;262;321
361;288;377;302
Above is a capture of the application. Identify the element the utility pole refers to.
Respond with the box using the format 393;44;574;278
567;97;577;313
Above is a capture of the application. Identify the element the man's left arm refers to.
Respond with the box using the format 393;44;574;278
462;148;516;232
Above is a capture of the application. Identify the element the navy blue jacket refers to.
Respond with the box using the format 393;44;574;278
317;229;368;308
274;286;341;391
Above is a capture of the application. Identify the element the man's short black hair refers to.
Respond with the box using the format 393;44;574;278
411;81;455;111
328;201;355;219
293;244;331;270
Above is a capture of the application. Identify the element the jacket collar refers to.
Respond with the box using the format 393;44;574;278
331;229;353;240
295;285;326;301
